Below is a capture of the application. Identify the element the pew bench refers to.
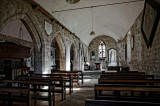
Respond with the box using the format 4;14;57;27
52;70;83;84
85;99;160;106
30;74;73;94
19;76;66;101
98;79;160;85
72;70;84;84
0;87;30;106
102;71;145;75
94;84;160;102
52;71;81;87
107;66;122;71
0;80;54;106
52;70;83;81
100;75;154;79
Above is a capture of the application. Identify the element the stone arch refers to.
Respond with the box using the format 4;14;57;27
50;33;66;70
56;35;66;70
89;35;117;59
88;35;118;69
0;10;42;51
0;14;43;73
0;0;47;73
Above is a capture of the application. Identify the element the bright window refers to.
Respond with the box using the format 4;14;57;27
99;41;106;58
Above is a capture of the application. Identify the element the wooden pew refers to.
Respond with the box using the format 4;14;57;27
107;66;122;71
0;87;30;106
121;67;130;71
19;76;66;101
73;70;84;84
0;80;54;106
52;71;82;87
98;79;160;85
100;75;154;79
85;99;160;106
102;71;145;75
52;70;83;84
94;84;160;102
98;78;160;97
29;74;73;94
52;70;84;84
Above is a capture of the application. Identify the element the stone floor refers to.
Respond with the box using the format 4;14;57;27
0;70;103;106
57;70;102;106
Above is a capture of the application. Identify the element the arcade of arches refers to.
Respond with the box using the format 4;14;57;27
0;0;160;105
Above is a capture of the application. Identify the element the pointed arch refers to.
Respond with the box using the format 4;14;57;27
0;13;42;51
50;34;66;70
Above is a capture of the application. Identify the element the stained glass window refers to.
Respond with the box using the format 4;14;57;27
99;41;106;58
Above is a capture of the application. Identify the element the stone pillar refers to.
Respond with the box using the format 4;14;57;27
65;45;70;71
79;49;83;70
59;48;66;70
34;41;51;74
34;46;42;74
73;48;80;70
42;41;52;74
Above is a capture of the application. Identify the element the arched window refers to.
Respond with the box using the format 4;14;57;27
99;41;106;58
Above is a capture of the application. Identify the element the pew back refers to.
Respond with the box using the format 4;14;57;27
100;75;154;79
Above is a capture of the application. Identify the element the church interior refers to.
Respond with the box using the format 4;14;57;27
0;0;160;106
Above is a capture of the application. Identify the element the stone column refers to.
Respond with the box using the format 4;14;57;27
59;48;66;70
79;49;83;70
73;48;80;70
65;45;70;71
34;46;42;74
42;41;52;74
34;41;51;74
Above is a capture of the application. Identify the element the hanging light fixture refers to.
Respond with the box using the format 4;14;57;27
90;7;95;35
66;0;80;4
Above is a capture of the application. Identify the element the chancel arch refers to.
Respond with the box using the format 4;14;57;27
88;35;118;70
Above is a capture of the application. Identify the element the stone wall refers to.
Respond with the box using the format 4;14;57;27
88;35;118;70
120;10;160;78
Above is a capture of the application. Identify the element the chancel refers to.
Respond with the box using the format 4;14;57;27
0;0;160;106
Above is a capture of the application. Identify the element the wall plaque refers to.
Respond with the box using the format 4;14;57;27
45;21;52;35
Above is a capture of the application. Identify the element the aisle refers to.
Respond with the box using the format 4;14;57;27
57;70;102;106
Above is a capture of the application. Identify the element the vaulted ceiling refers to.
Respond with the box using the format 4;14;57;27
34;0;144;45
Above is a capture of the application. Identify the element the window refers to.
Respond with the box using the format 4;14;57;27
99;41;106;58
